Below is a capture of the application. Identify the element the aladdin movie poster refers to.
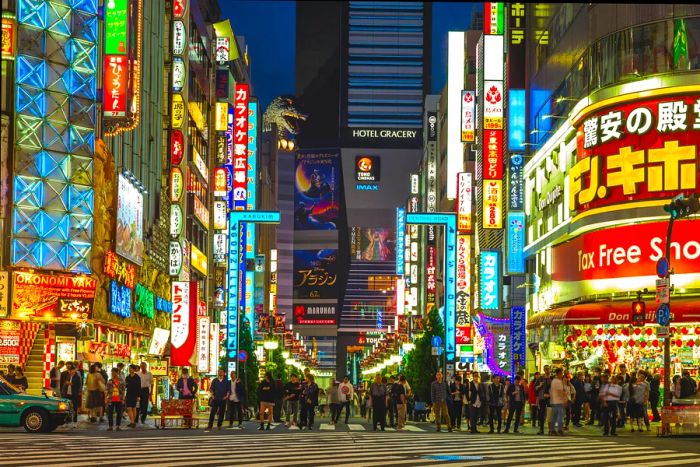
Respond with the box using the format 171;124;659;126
294;150;340;230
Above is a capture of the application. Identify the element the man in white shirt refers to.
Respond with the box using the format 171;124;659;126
549;368;566;435
227;370;244;429
336;376;354;424
599;374;622;436
138;362;153;424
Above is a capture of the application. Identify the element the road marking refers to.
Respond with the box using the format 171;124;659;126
403;424;425;432
319;423;336;430
347;424;366;431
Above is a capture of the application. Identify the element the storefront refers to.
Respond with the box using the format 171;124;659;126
524;80;700;377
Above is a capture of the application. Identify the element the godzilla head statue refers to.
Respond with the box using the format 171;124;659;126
263;95;307;140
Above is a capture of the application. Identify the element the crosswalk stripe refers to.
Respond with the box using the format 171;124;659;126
533;452;697;467
463;449;690;466
403;424;425;432
319;423;336;430
347;424;366;431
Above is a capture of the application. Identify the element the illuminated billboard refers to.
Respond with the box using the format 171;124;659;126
461;91;475;142
482;180;503;229
293;249;338;299
483;129;503;180
457;172;472;232
12;272;96;320
294;150;340;230
355;156;380;182
103;55;128;117
104;0;129;55
116;174;144;265
351;227;396;262
171;281;197;366
456;235;471;326
447;31;465;199
479;250;500;311
233;84;249;210
506;212;525;274
570;91;700;215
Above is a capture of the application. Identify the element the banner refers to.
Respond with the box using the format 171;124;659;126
116;174;144;265
293;249;338;299
12;272;96;320
456;235;471;326
294;150;340;230
170;281;197;366
351;227;395;262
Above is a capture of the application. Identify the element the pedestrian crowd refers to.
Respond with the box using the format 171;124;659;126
422;364;694;436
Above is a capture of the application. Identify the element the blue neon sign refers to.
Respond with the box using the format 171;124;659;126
110;280;131;318
396;207;405;275
508;89;526;151
506;212;525;274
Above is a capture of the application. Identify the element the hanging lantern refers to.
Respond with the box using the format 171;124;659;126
629;340;635;347
682;327;689;335
676;339;683;347
688;340;695;348
603;340;611;348
671;327;677;334
592;340;598;347
580;341;588;348
575;329;582;337
694;327;700;335
597;328;604;335
640;341;647;348
652;339;659;347
586;329;593;336
646;328;653;336
634;328;641;335
616;340;623;348
608;328;616;336
566;336;574;343
622;328;630;336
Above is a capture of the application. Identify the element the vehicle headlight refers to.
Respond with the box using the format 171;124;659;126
58;402;68;411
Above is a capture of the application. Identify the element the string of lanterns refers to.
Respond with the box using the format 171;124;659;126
564;326;700;349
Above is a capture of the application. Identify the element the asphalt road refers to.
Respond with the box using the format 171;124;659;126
2;417;700;466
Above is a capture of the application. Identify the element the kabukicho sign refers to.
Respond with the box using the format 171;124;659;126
570;91;700;214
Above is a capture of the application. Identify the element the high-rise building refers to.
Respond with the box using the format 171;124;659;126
296;1;431;376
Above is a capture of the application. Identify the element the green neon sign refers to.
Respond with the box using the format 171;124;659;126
105;0;129;55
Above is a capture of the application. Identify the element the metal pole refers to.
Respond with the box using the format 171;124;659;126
663;216;674;410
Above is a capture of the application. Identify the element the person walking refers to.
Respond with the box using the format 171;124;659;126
50;360;65;397
449;375;465;430
430;371;452;432
257;372;276;431
570;372;585;427
630;372;650;433
328;380;341;424
588;367;602;425
504;374;525;433
649;373;661;422
124;364;141;428
284;374;302;428
336;376;354;424
528;373;539;428
549;368;566;435
467;375;481;433
300;374;319;430
273;374;284;423
535;366;552;435
478;373;491;426
394;375;408;430
61;363;82;428
599;374;622;436
488;375;504;433
227;370;246;429
386;376;397;428
370;374;388;431
137;362;153;424
206;368;229;432
86;364;106;423
104;368;125;431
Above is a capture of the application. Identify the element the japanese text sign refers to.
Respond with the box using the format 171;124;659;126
480;250;500;311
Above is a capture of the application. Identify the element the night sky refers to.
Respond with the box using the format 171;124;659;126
223;1;478;112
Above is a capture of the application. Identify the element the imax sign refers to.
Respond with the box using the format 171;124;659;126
356;184;379;191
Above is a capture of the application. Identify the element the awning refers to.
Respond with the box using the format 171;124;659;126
527;297;700;329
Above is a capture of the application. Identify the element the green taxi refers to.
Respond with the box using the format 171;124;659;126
0;375;72;432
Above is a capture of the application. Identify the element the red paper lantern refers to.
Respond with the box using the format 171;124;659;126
575;329;583;337
682;327;689;335
634;328;641;335
671;327;677;334
616;340;623;348
592;340;598;347
695;327;700;335
676;339;683;347
597;328;604;335
586;329;593;336
652;340;659;347
640;341;647;348
580;341;588;348
608;329;617;336
566;336;574;343
629;340;635;347
622;328;630;336
688;340;695;347
603;340;610;348
646;328;653;336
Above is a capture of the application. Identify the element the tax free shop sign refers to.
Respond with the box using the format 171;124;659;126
551;219;700;303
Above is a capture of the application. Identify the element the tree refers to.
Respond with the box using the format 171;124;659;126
239;319;259;407
402;306;444;403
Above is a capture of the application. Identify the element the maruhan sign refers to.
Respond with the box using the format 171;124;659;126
351;129;418;139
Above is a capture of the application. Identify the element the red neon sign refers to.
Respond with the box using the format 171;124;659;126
233;84;249;209
103;55;127;117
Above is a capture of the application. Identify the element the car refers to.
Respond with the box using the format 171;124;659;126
0;375;72;433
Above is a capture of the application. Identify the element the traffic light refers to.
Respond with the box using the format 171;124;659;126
631;301;645;327
664;193;700;219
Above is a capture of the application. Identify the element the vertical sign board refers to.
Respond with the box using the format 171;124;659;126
482;180;503;229
209;322;220;375
456;235;471;330
479;250;500;311
476;313;511;378
245;102;258;329
457;173;472;233
510;306;526;375
171;281;197;366
484;2;505;35
396;208;405;276
233;84;249;211
508;154;524;210
507;212;525;274
103;0;129;118
461;91;475;142
197;316;210;373
406;213;457;362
